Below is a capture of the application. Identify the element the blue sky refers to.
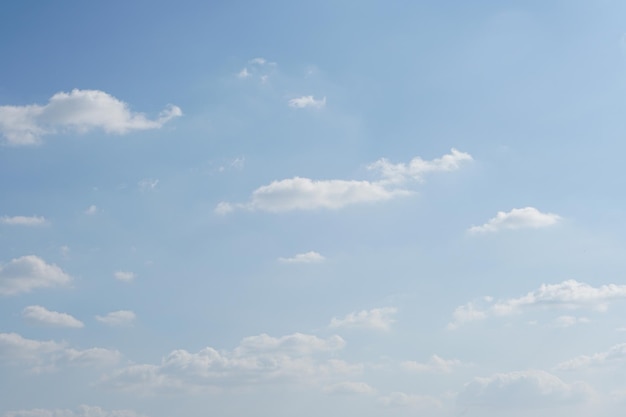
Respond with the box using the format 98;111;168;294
3;1;626;416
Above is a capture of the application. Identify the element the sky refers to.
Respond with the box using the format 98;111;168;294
2;1;626;416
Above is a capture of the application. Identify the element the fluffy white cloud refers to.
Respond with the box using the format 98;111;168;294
22;305;84;328
448;280;626;329
4;405;148;417
278;251;325;264
402;355;462;373
0;332;120;372
96;310;136;327
468;207;561;233
113;271;136;282
288;96;326;109
0;255;72;296
216;149;471;213
378;392;442;409
556;343;626;371
0;215;46;226
102;333;354;394
0;89;182;146
329;307;397;331
323;381;376;395
457;370;591;409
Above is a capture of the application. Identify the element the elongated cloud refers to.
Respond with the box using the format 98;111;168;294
5;405;147;417
329;307;397;331
402;355;462;373
96;310;136;327
468;207;561;233
22;305;84;328
448;280;626;329
0;215;46;226
0;255;71;296
114;271;136;282
288;95;326;109
0;89;182;146
556;343;626;370
278;251;325;264
216;149;472;213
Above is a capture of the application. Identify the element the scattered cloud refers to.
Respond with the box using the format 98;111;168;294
236;58;276;82
85;205;98;215
556;343;626;371
22;305;84;328
4;405;148;417
216;149;471;214
114;271;136;282
102;332;355;394
0;89;182;146
468;207;561;233
288;95;326;109
402;355;462;373
553;315;590;328
96;310;136;327
278;251;325;264
0;255;72;296
323;381;376;395
448;280;626;329
0;332;121;372
0;215;46;226
457;370;591;409
138;178;159;191
378;392;442;409
329;307;397;331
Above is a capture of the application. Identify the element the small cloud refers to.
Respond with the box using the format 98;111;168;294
402;355;462;373
96;310;136;327
60;246;70;257
0;255;72;296
114;271;136;282
324;381;376;396
0;215;46;226
556;343;626;371
214;202;236;215
236;58;276;81
237;67;250;78
288;95;326;109
278;251;325;264
85;205;98;215
22;305;84;328
553;315;590;328
468;207;561;234
330;307;397;331
138;178;159;191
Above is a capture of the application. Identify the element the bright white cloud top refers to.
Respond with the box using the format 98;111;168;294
0;89;181;146
0;215;46;226
329;307;397;331
288;95;326;109
278;251;325;263
22;305;84;328
96;310;136;327
0;256;72;296
468;207;562;233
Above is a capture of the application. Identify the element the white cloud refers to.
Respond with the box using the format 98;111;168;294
216;149;471;214
0;215;46;226
236;58;276;82
22;305;84;328
329;307;397;331
448;280;626;329
323;381;376;395
0;89;182;146
556;343;626;371
114;271;136;282
85;205;98;215
288;95;326;109
553;315;590;328
0;332;120;372
102;332;354;394
468;207;561;233
0;255;72;296
4;405;148;417
402;355;462;373
278;251;325;264
457;370;591;409
96;310;136;327
138;178;159;191
378;392;442;409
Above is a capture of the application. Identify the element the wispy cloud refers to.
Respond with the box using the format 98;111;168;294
4;405;148;417
556;343;626;370
84;205;98;215
236;57;276;82
468;207;561;233
278;251;325;264
0;215;46;226
22;305;84;328
288;95;326;109
401;355;462;373
114;271;136;282
0;89;182;146
330;307;397;331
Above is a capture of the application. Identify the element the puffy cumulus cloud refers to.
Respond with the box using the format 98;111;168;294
0;255;72;296
22;305;84;328
447;280;626;329
96;310;136;327
101;333;356;394
329;307;397;331
0;332;120;372
0;215;46;226
556;343;626;371
0;89;182;146
4;405;148;417
278;251;325;264
457;370;591;409
288;95;326;109
323;381;376;395
468;207;561;234
113;271;136;282
402;355;462;373
378;392;442;409
216;149;471;214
